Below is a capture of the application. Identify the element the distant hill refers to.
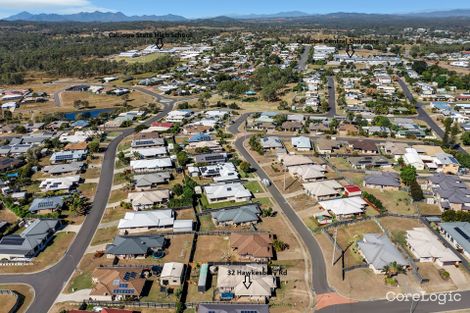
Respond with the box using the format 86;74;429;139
4;11;188;22
3;9;470;23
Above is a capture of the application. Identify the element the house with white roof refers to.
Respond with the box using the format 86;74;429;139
289;164;326;182
406;227;460;266
278;154;314;168
303;180;342;201
403;148;425;170
217;264;276;301
204;182;252;204
39;176;80;192
118;210;175;234
131;147;168;159
318;196;367;219
130;158;173;173
160;262;185;287
291;136;312;151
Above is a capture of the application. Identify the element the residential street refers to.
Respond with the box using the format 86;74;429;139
0;90;176;313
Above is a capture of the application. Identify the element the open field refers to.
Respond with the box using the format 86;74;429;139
0;232;75;274
193;235;232;263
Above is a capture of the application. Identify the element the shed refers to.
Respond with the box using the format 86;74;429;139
198;263;209;292
173;220;193;232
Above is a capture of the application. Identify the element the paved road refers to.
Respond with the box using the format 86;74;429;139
228;114;332;295
297;45;311;71
228;113;470;312
0;90;175;313
327;76;337;117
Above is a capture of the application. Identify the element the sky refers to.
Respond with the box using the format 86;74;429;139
0;0;468;18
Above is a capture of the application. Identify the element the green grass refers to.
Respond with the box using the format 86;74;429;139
198;214;216;231
253;197;272;209
68;272;92;292
244;181;263;193
140;279;178;303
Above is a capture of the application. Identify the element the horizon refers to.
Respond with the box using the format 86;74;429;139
0;0;469;19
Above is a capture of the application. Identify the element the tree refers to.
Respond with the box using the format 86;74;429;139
87;140;100;154
400;165;417;186
462;132;470;146
176;151;189;167
172;184;184;196
411;61;428;75
410;180;424;201
134;124;149;133
273;239;289;252
239;161;251;174
66;193;88;216
382;261;406;278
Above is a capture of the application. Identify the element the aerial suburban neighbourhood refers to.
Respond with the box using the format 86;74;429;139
0;1;469;313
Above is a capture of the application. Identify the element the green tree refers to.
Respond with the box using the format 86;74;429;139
383;261;406;278
172;184;184;196
176;151;189;166
400;165;417;186
410;180;424;201
462;132;470;145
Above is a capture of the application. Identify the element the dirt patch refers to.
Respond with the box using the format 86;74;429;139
363;188;417;215
419;263;457;293
287;194;316;212
0;208;19;223
193;235;232;263
272;175;303;193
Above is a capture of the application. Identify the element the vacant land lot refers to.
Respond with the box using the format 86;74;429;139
363;188;417;215
0;232;75;274
193;235;232;263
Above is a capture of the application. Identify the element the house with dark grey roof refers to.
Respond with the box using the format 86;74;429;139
211;204;261;226
105;235;166;259
440;222;470;259
42;162;85;175
133;172;171;191
198;303;269;313
364;172;401;190
131;138;165;149
348;156;392;169
347;139;379;154
29;196;65;214
357;233;409;274
0;219;60;260
428;173;470;211
194;152;227;164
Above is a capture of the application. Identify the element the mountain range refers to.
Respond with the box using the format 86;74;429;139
3;9;470;23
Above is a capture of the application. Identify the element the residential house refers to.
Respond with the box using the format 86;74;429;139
28;196;65;214
160;262;185;287
260;136;283;150
50;150;87;164
230;233;273;261
364;172;401;191
204;183;252;204
211;204;261;226
344;185;362;197
318;196;367;219
105;235;166;259
439;222;470;258
217;264;276;301
127;190;170;210
0;157;23;171
281;121;303;132
39;176;80;192
186;140;223;153
0;219;60;260
303;180;343;201
90;267;146;301
288;164;327;182
291;136;312;151
347;139;378;154
118;210;175;234
131;147;168;159
428;173;470;211
357;233;409;274
278;154;314;168
406;227;460;266
42;162;85;175
381;142;409;160
315;139;346;154
133;172;171;191
193;152;227;164
130;158;173;173
348;156;391;169
403;148;425;170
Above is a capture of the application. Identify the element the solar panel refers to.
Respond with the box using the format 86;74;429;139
455;227;470;241
0;236;25;245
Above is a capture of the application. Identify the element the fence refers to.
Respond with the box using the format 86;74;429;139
0;289;21;313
